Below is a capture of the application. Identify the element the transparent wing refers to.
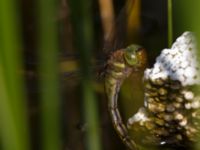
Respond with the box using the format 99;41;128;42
102;0;140;54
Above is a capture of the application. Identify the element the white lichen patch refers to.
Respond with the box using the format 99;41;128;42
182;90;194;101
144;32;200;86
127;107;149;127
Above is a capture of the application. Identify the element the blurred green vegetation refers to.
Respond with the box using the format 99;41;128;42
167;0;173;47
37;0;61;150
68;0;102;150
0;0;30;150
174;0;200;39
0;0;200;150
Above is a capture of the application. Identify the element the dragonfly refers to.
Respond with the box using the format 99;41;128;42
104;44;147;149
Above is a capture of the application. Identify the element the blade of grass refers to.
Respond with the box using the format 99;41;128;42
167;0;173;47
37;1;61;150
68;0;102;150
0;0;30;150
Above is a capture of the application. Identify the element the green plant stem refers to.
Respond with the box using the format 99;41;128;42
168;0;173;47
68;0;102;150
37;1;61;150
0;0;30;150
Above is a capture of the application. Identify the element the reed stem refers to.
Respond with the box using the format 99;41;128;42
37;0;61;150
0;0;30;150
168;0;173;47
68;0;102;149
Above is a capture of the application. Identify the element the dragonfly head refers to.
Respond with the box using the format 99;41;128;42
124;44;147;69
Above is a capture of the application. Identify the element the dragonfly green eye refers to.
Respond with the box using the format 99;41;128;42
124;44;142;66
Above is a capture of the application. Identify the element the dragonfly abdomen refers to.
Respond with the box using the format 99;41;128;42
104;49;138;150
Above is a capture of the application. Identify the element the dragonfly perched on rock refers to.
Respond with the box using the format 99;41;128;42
105;32;200;150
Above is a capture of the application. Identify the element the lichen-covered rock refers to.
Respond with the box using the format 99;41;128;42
144;32;200;86
128;32;200;148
